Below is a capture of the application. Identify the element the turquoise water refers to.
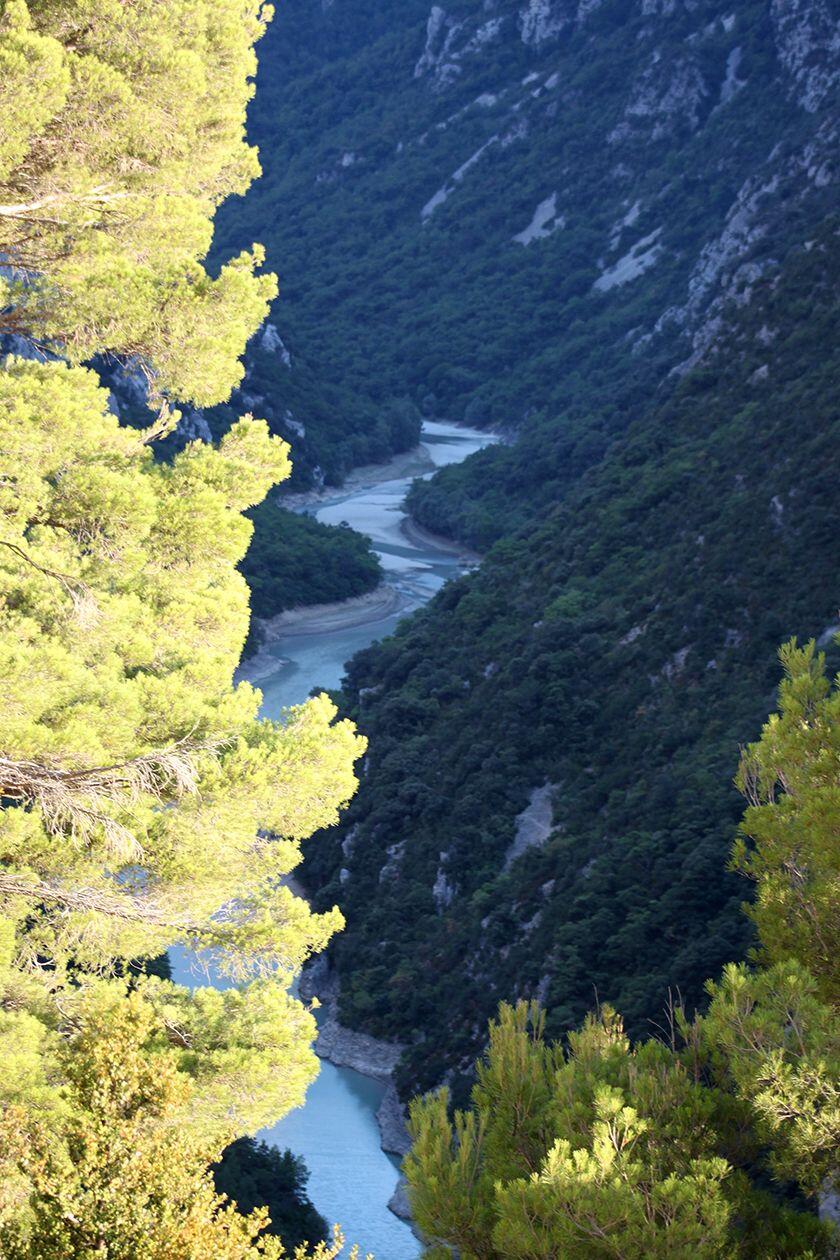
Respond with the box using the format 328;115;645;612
175;422;496;1258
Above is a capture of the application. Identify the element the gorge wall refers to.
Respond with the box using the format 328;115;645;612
215;0;839;1098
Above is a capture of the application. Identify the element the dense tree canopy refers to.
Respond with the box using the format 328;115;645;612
0;0;369;1251
0;0;276;405
0;991;363;1259
214;1138;329;1254
0;356;362;997
405;645;840;1257
733;640;840;1002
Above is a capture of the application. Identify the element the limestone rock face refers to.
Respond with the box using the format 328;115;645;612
771;0;840;112
519;0;573;47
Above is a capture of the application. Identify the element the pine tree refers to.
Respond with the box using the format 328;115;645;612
0;0;370;1249
0;990;364;1259
732;639;839;1002
0;0;277;406
404;642;840;1257
0;356;367;1221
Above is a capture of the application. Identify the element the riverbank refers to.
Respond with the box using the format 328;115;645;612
244;585;407;683
300;957;409;1131
283;442;437;512
234;420;497;1253
299;956;416;1228
399;513;479;562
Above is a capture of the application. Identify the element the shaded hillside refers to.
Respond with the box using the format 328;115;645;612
303;232;840;1098
212;0;837;495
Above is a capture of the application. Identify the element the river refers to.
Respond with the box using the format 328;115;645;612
172;419;496;1258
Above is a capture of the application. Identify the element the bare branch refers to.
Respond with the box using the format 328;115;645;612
0;875;198;931
0;736;228;860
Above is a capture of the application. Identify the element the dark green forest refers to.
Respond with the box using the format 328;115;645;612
242;499;382;621
304;230;840;1098
4;0;836;1253
214;1140;328;1254
208;0;836;494
190;0;840;1107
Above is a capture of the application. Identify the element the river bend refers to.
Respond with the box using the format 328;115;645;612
174;420;496;1257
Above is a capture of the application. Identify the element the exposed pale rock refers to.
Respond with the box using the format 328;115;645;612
719;46;746;105
619;623;645;645
611;57;708;142
377;1082;411;1156
464;16;505;53
421;135;499;219
771;0;840;113
388;1178;413;1221
241;385;267;411
414;6;461;81
505;784;556;869
433;854;456;910
640;0;698;15
519;0;571;47
341;825;358;859
282;408;306;439
594;228;663;291
379;839;406;881
661;645;690;679
300;957;404;1082
501;117;529;146
609;199;642;248
513;192;565;245
259;322;292;366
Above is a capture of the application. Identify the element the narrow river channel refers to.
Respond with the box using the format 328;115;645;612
172;420;496;1258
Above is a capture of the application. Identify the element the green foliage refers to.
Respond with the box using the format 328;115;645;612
0;0;372;1248
405;634;840;1257
0;349;367;1241
0;991;285;1259
242;499;382;622
0;0;276;405
0;992;363;1259
214;1139;328;1254
304;230;840;1096
200;0;834;485
702;960;839;1199
0;355;363;992
406;1001;827;1258
732;641;840;1002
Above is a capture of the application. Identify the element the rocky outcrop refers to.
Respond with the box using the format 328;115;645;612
610;55;708;142
594;228;663;292
771;0;840;113
388;1178;413;1222
300;955;403;1082
414;6;465;86
519;0;571;47
513;192;565;244
300;955;414;1223
504;783;557;869
518;0;604;46
377;1081;412;1157
432;855;456;910
258;322;292;366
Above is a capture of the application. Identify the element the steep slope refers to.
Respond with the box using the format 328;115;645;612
205;0;840;1097
212;0;838;500
304;230;840;1098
